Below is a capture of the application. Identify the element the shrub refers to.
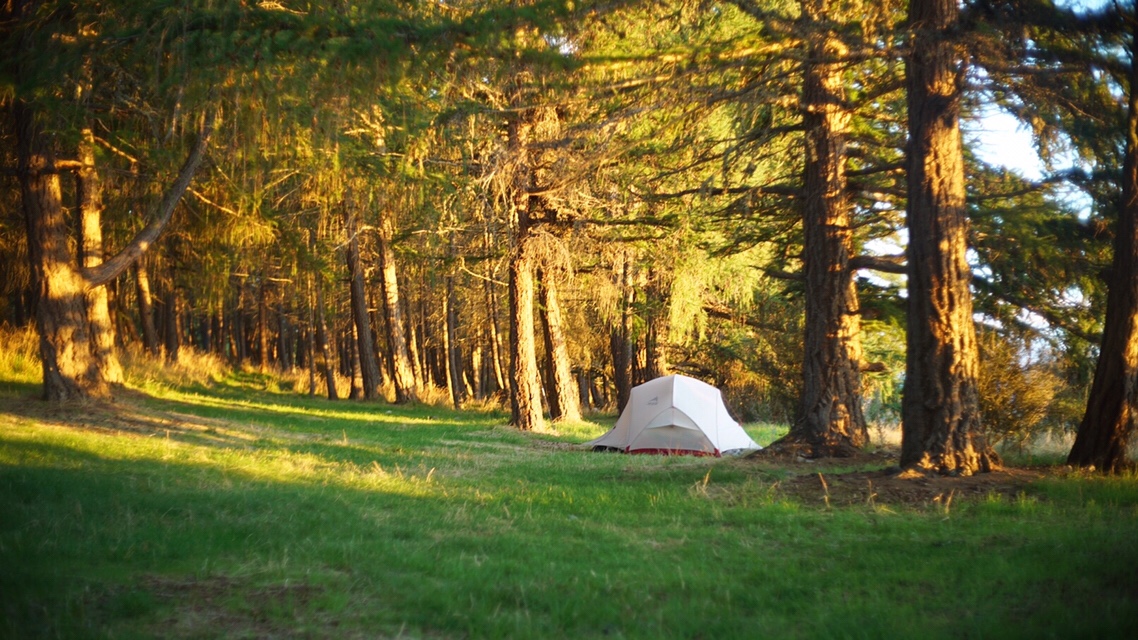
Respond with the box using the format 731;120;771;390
976;329;1064;451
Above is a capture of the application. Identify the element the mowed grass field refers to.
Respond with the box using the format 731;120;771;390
1;358;1137;638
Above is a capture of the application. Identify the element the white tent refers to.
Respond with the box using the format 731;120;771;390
586;374;761;456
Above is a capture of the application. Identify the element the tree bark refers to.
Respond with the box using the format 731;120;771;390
313;274;339;400
611;258;634;414
343;204;381;399
163;284;180;364
509;241;544;430
14;100;103;400
444;273;464;409
771;0;867;458
506;109;545;431
901;0;996;475
1068;28;1138;473
77;126;124;385
377;209;419;403
538;267;581;422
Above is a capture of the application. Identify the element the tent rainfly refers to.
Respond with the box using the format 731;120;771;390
586;374;761;456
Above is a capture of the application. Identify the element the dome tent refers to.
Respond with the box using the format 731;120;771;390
586;374;761;456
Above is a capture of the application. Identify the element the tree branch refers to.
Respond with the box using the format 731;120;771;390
83;110;216;288
850;254;907;274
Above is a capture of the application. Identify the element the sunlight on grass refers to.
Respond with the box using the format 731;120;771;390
2;349;1137;639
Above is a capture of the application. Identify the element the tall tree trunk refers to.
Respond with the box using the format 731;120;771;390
901;0;995;475
485;265;508;395
538;267;581;422
344;205;381;399
134;261;160;356
1068;29;1138;473
257;278;270;373
771;0;867;457
509;242;543;430
507;111;544;432
348;324;363;400
377;210;419;403
611;258;634;414
163;285;180;364
14;101;103;400
444;273;464;409
77;126;124;386
314;274;339;400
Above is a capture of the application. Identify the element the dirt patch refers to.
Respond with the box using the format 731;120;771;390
133;575;327;639
745;449;1053;507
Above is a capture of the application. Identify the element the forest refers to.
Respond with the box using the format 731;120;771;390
2;0;1137;475
4;2;1138;637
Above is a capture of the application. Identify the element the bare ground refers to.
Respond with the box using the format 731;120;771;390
746;448;1054;508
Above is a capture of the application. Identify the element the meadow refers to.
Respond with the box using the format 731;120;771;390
1;344;1137;638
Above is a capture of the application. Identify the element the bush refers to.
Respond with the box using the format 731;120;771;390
976;329;1065;451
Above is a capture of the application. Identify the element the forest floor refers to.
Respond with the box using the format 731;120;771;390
750;449;1051;508
3;366;1137;639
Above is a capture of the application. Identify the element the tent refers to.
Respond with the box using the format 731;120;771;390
585;374;761;456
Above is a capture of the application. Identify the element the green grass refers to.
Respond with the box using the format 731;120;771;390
1;369;1136;639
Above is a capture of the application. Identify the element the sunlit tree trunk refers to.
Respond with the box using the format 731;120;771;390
15;101;103;400
134;261;160;356
1068;28;1138;473
343;204;381;399
770;0;867;457
77;126;123;386
538;267;580;422
506;109;545;431
377;209;419;403
901;0;996;474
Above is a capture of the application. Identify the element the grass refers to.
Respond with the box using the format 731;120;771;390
1;353;1137;638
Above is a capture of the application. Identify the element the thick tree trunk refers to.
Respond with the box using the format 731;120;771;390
1068;34;1138;473
538;268;581;422
15;101;104;400
506;109;545;431
377;211;419;403
343;205;381;399
509;242;544;430
771;0;867;458
77;127;123;386
901;0;996;475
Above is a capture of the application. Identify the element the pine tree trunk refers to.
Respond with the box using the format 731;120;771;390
257;278;270;373
1068;33;1138;473
901;0;995;475
444;274;464;409
611;259;634;413
314;275;339;400
509;241;544;430
771;0;867;457
538;268;581;422
77;127;123;386
377;211;419;403
343;205;381;399
163;285;180;364
14;101;104;400
485;267;508;395
134;261;160;356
